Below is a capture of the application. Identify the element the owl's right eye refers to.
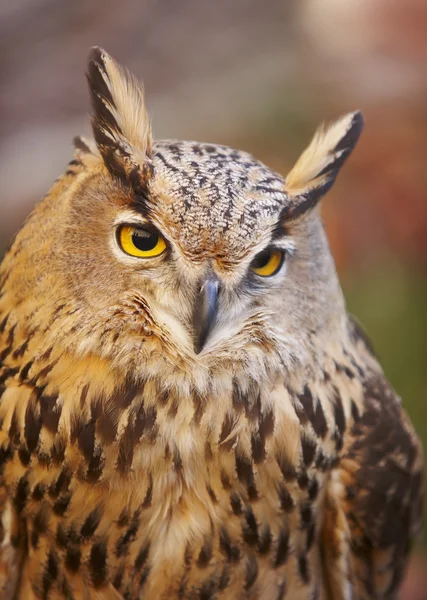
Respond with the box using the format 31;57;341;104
118;225;167;258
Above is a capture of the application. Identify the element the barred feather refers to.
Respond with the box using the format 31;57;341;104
87;47;153;192
282;111;364;220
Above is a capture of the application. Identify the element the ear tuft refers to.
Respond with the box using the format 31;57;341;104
86;46;153;192
73;135;97;155
282;111;363;220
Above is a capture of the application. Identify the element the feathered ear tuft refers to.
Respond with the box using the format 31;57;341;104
86;46;153;193
282;111;363;220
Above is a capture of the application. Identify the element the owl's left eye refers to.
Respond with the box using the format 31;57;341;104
118;225;167;258
250;248;284;277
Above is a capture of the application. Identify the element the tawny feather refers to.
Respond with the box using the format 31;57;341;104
285;111;363;200
87;47;153;190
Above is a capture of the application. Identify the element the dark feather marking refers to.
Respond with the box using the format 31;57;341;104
230;492;242;515
42;549;59;597
245;386;261;422
14;474;30;514
173;448;183;472
0;366;19;385
258;525;272;555
135;542;150;572
333;389;346;436
218;565;231;590
113;378;140;410
142;476;153;508
56;523;68;549
199;577;218;600
80;384;90;408
298;554;310;584
8;409;20;445
300;503;313;528
244;555;259;590
232;380;246;412
49;467;72;499
31;503;49;548
51;435;67;465
220;471;231;490
74;135;92;154
117;508;130;528
40;394;61;433
334;361;355;379
0;343;11;363
86;450;104;484
297;385;328;439
277;453;297;482
259;407;275;438
278;483;294;513
197;538;213;568
192;390;206;425
274;528;289;567
53;493;72;516
301;436;317;467
81;506;103;538
89;539;108;588
139;566;150;591
113;567;124;591
134;403;157;440
0;314;9;333
251;405;275;464
12;337;30;359
115;513;140;558
219;413;236;451
77;419;96;461
308;478;319;501
18;445;31;466
87;48;117;126
65;546;81;573
297;471;309;490
242;507;259;546
219;528;241;562
32;483;46;501
19;360;34;381
206;485;217;504
306;522;316;551
95;413;118;445
30;358;60;385
235;454;258;500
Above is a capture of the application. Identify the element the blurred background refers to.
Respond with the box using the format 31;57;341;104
0;0;426;596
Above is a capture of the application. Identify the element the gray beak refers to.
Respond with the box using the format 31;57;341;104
192;276;220;354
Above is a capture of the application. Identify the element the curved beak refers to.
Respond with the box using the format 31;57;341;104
192;276;220;354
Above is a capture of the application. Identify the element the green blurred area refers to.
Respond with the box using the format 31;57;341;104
343;261;427;547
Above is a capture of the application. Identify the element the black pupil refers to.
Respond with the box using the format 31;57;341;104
251;249;272;269
132;229;158;251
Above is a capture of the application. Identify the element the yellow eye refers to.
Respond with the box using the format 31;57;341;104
250;248;284;277
118;225;166;258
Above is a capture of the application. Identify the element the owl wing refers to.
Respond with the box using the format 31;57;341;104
0;436;23;600
322;324;424;599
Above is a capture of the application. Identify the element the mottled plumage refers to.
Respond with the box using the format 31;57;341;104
0;48;423;600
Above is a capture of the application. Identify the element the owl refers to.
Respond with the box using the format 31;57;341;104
0;47;423;600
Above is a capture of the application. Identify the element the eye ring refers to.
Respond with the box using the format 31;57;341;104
250;248;284;277
117;224;167;258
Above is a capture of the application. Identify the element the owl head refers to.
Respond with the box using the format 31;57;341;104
2;48;363;390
